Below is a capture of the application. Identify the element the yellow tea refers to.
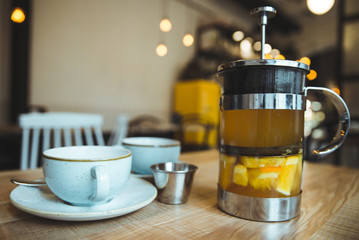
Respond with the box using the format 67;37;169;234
219;109;304;198
221;109;304;148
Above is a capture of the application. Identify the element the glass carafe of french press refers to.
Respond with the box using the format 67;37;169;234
217;6;350;222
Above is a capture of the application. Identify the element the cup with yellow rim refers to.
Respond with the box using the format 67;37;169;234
42;146;132;206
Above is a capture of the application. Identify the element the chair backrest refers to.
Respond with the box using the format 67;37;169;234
107;115;129;146
19;112;105;170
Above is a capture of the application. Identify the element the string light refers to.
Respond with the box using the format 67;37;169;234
156;43;168;57
157;0;171;56
11;7;25;23
183;33;194;47
159;18;172;32
307;0;335;15
182;1;194;47
159;0;172;32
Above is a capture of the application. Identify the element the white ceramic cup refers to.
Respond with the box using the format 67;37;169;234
42;146;132;206
122;137;181;175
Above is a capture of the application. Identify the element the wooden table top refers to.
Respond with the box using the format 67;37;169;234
1;149;359;239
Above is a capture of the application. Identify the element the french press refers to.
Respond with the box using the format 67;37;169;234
216;6;350;221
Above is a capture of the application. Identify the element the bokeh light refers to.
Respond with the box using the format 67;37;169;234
253;41;261;52
307;69;317;80
271;49;281;58
232;31;244;42
183;33;194;47
264;53;273;59
264;44;272;54
307;0;335;15
275;54;285;60
316;112;326;122
159;18;172;32
331;86;340;95
311;101;322;111
299;57;311;65
240;38;252;52
11;8;25;23
156;43;168;56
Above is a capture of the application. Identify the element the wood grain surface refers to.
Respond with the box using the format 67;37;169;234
0;149;358;240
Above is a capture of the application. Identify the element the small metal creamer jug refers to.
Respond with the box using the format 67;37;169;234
216;6;350;222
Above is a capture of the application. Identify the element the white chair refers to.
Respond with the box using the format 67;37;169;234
107;115;129;146
19;112;105;170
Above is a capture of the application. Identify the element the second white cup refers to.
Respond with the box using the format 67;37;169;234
122;137;181;175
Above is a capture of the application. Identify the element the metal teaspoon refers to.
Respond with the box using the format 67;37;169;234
10;178;47;187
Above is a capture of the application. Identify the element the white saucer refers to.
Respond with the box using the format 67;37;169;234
10;176;157;221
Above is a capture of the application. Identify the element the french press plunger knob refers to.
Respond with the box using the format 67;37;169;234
250;6;277;59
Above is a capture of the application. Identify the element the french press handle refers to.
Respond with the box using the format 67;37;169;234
305;86;351;156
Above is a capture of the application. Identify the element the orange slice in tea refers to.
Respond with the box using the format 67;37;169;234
241;156;286;168
260;167;282;173
241;156;259;168
219;154;236;190
291;154;303;194
259;156;286;167
233;164;248;186
248;169;280;190
285;155;299;166
275;156;299;196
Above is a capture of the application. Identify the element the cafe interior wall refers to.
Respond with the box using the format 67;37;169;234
2;1;341;128
29;0;208;131
2;0;352;135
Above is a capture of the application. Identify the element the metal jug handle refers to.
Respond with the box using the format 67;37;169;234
305;86;351;156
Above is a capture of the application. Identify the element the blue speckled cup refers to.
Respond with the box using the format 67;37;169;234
122;137;181;175
43;146;132;206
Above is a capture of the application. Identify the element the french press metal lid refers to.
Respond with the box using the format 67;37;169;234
217;6;310;112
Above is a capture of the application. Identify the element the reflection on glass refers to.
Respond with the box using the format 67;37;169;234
311;101;322;111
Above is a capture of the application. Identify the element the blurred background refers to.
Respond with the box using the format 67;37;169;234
0;0;358;169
